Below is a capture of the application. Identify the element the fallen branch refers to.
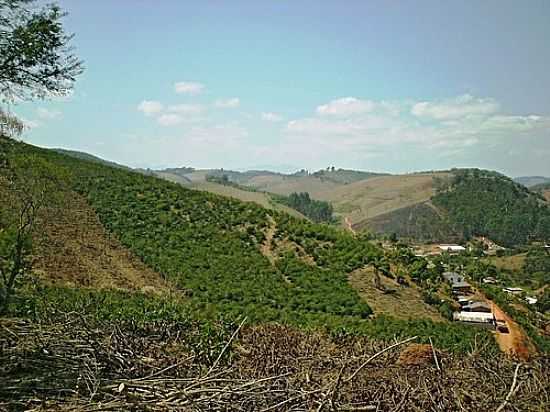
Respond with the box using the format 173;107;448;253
206;316;247;376
495;363;521;412
345;336;418;382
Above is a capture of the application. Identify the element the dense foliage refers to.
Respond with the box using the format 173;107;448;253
433;169;550;247
0;140;504;353
275;192;334;223
522;248;550;290
0;0;83;101
8;142;372;325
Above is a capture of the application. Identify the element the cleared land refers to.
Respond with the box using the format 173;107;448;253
245;174;343;198
486;254;527;272
244;172;450;232
190;181;306;219
34;192;171;293
349;267;444;322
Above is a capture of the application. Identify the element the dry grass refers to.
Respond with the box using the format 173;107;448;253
33;191;171;294
190;181;305;219
1;315;548;411
244;172;451;233
348;267;445;322
486;254;527;272
328;173;450;226
246;174;342;198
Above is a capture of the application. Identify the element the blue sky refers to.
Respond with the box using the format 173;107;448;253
9;0;550;176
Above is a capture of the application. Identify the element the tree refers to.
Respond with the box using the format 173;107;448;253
0;0;81;312
0;0;84;102
371;255;389;291
0;107;24;137
0;145;67;313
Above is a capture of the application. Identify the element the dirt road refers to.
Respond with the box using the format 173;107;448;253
488;299;535;361
344;216;356;235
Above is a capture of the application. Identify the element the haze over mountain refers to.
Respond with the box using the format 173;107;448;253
515;176;550;188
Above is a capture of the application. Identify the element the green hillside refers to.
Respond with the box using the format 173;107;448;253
1;137;498;351
432;169;550;247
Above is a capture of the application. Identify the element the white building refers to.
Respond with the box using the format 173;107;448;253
503;287;523;295
453;311;495;324
438;245;466;253
525;297;538;305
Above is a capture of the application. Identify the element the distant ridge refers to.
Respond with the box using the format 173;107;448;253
514;176;550;188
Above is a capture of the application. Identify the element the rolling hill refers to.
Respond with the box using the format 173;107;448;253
530;182;550;202
2;137;549;410
514;175;550;188
50;149;550;246
2;137;497;343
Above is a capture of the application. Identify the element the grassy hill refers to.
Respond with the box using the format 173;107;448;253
45;149;550;246
52;148;130;170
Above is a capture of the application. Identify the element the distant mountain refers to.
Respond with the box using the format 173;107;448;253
514;176;550;188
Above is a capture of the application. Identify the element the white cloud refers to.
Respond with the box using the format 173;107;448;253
174;81;205;95
411;94;499;120
479;114;549;132
138;100;163;116
167;104;205;116
157;114;183;126
214;98;240;108
36;107;61;120
285;94;550;162
316;97;375;116
261;112;283;122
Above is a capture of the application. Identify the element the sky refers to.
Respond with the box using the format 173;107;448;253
8;0;550;176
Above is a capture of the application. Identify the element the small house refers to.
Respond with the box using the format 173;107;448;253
503;287;523;296
451;280;472;294
438;245;466;254
482;277;498;284
457;296;472;306
453;311;495;325
525;296;538;305
443;272;463;283
462;302;492;313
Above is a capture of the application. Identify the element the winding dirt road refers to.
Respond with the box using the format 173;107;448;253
489;300;534;361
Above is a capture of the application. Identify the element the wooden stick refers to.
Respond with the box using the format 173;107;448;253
495;364;521;412
429;337;441;371
206;316;247;376
345;336;418;382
